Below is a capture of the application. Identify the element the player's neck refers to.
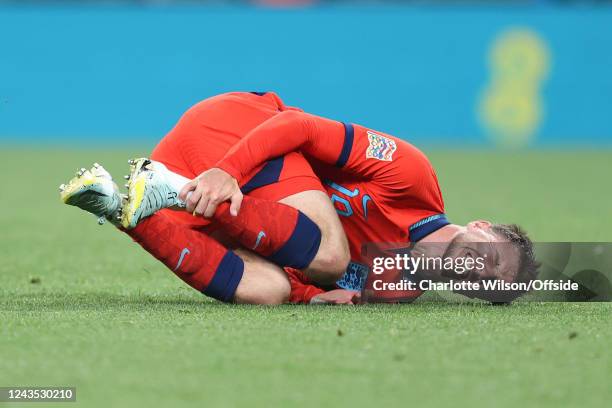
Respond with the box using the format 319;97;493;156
411;224;464;281
411;224;463;259
419;223;463;244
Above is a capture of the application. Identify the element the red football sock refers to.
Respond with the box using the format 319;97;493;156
125;211;244;302
212;196;321;270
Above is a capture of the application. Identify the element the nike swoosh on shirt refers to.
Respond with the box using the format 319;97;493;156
174;248;190;271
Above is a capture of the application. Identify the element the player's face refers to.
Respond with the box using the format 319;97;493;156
442;221;521;283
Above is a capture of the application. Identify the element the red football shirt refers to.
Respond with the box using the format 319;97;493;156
217;93;450;301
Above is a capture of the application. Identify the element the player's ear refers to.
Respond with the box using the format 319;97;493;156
467;220;492;231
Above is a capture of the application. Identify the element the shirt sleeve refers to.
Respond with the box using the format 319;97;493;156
285;268;326;304
216;110;439;203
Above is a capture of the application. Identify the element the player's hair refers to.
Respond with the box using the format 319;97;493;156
458;223;540;304
492;224;540;283
487;223;541;303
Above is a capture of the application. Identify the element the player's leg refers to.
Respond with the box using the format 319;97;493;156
149;112;350;282
212;188;349;284
191;192;348;284
244;153;350;283
278;190;349;284
59;164;290;304
126;211;290;304
232;248;290;305
123;157;350;284
121;158;335;269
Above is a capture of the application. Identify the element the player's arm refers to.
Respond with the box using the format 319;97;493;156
286;268;360;305
215;110;428;201
216;110;347;181
180;110;433;213
286;268;326;304
178;110;343;215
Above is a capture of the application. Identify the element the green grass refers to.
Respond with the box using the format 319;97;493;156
0;149;611;408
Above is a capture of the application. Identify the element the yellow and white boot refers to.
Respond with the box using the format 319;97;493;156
121;158;187;229
59;163;123;226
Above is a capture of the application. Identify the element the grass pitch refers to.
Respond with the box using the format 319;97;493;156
0;149;610;408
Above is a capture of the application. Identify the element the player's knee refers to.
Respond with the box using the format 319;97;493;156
332;248;351;274
306;222;350;282
312;248;350;282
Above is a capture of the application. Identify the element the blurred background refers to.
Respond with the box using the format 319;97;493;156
1;0;611;148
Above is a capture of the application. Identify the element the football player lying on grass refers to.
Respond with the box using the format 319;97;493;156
60;92;538;305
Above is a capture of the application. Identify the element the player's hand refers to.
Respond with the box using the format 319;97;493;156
310;289;361;305
179;168;243;218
